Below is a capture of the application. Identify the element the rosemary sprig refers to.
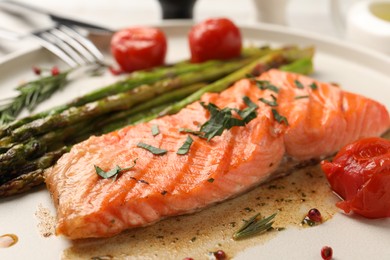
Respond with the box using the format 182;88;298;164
0;70;71;126
233;212;277;240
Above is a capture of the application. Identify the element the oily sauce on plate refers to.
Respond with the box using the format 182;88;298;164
60;164;338;259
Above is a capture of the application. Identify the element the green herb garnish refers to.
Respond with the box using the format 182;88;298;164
199;97;258;141
259;95;278;107
179;128;203;136
137;142;167;155
295;95;309;100
233;212;277;240
310;82;318;90
207;178;215;183
94;158;137;179
199;102;241;141
301;217;316;227
255;80;279;93
0;70;70;125
177;135;194;155
179;97;258;142
151;124;160;136
271;109;289;126
236;96;259;123
294;79;305;89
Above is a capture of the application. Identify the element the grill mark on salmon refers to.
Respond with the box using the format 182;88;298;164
46;69;390;239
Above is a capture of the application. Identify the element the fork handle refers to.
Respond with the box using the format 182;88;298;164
0;0;113;32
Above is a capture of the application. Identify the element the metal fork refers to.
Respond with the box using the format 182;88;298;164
0;1;110;68
0;25;106;68
32;24;106;68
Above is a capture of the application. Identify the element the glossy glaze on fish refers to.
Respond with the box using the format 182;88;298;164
46;70;390;239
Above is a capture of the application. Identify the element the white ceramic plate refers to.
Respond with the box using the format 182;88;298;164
0;22;389;260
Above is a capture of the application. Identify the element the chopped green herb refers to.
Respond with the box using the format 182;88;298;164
301;217;316;227
199;97;258;141
180;97;258;142
177;135;194;155
295;95;309;100
208;178;215;183
235;96;259;123
94;158;137;179
255;80;279;93
137;142;167;155
310;82;318;90
259;94;278;107
179;127;203;136
233;212;277;240
271;109;289;126
274;227;286;231
151;124;160;136
294;79;305;89
199;102;243;141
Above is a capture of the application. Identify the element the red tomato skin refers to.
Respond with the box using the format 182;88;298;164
188;18;242;63
321;137;390;218
111;27;167;72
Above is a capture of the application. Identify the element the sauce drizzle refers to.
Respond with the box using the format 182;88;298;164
0;234;18;248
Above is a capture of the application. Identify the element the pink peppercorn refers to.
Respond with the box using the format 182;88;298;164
32;66;41;75
321;246;333;260
214;250;227;260
51;66;60;76
307;208;322;222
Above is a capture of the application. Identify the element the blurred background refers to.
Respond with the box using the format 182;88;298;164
0;0;389;56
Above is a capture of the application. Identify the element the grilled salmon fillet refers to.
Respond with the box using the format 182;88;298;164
46;69;390;239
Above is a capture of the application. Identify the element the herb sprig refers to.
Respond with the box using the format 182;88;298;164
0;70;70;125
233;212;277;240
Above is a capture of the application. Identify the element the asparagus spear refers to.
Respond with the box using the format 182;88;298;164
0;48;267;138
0;147;68;185
0;54;314;197
0;84;206;170
0;120;93;170
2;57;255;144
159;47;313;116
94;82;206;131
0;169;45;197
0;60;218;138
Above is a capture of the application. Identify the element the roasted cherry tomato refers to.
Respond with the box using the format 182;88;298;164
188;18;242;63
321;137;390;218
111;27;167;72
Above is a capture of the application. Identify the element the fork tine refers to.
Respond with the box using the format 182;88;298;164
31;32;78;68
49;26;96;64
59;25;105;64
34;29;86;66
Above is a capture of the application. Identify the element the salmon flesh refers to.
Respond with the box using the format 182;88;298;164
46;70;390;239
